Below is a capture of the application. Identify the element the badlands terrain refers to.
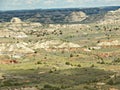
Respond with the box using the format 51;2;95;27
0;6;120;90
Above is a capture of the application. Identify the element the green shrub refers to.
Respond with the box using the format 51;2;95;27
70;54;73;57
90;64;95;68
36;61;42;64
65;62;71;65
77;64;81;67
44;84;52;88
49;69;54;73
43;84;61;90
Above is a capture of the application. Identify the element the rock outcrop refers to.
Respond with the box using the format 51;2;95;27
58;42;80;48
11;17;22;23
65;11;87;22
33;40;80;51
0;42;34;54
99;8;120;24
98;40;120;46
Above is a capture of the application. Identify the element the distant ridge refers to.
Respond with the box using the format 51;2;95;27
0;6;120;23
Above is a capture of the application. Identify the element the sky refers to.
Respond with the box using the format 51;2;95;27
0;0;120;11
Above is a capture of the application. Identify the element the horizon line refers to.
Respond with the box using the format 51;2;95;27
0;5;120;12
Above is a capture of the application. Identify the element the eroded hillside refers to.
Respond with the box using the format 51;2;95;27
0;8;120;90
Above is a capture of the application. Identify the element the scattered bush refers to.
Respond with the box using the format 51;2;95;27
43;84;61;90
36;61;42;64
65;62;71;65
49;69;54;73
70;54;73;57
44;84;52;88
77;64;81;67
91;64;95;68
